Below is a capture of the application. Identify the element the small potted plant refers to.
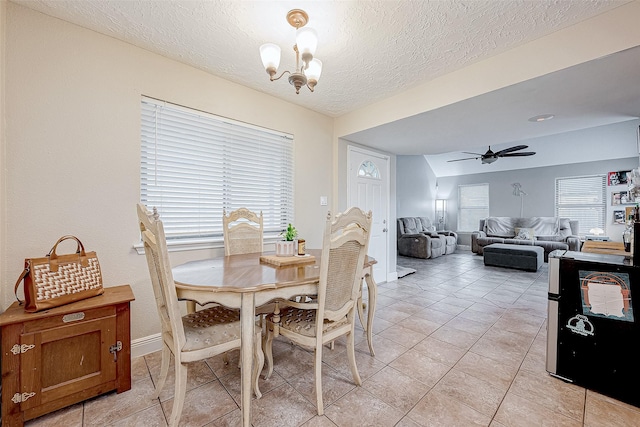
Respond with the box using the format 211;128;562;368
276;223;297;256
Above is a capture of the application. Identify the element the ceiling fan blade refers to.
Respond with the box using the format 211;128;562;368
500;152;536;157
447;157;480;162
494;145;528;156
462;152;484;156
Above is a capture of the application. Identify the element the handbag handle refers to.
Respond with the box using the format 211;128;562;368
48;235;84;256
14;264;29;304
48;235;89;271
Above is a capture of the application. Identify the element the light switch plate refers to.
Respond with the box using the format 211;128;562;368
320;196;327;206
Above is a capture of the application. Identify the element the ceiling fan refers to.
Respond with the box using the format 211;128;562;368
448;145;536;164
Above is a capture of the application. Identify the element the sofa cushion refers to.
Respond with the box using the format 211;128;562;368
418;217;435;232
536;235;565;242
400;217;420;234
514;227;535;240
523;217;559;236
484;217;517;238
535;240;569;254
476;236;506;254
504;238;535;246
558;218;572;238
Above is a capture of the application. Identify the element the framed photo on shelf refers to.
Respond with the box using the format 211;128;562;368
612;191;636;205
608;170;631;186
626;206;635;220
614;210;625;224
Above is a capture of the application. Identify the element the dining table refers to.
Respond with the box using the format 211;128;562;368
172;249;377;427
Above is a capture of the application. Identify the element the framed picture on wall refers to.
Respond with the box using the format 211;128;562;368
614;210;625;224
626;206;636;222
608;170;631;186
612;191;636;205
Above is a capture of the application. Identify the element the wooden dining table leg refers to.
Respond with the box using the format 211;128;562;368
364;266;377;356
240;293;255;427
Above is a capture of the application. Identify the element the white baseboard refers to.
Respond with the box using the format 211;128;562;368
131;333;162;358
457;244;471;251
387;272;398;282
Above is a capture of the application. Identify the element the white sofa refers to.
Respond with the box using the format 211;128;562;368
471;217;579;261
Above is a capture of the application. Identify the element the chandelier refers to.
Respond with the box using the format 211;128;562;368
259;9;322;94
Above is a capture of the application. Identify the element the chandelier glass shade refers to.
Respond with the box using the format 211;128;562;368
259;43;281;72
259;9;322;94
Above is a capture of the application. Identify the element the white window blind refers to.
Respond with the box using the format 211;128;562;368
555;175;606;236
140;97;294;241
458;183;489;232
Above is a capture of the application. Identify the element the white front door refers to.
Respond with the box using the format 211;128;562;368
347;146;389;283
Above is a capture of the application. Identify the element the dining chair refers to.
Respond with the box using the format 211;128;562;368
222;207;271;364
223;207;280;320
137;204;264;427
263;207;372;415
223;207;263;255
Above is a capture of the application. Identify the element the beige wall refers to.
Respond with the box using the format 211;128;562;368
4;3;334;340
0;0;6;311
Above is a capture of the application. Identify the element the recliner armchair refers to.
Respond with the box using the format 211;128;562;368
397;217;457;259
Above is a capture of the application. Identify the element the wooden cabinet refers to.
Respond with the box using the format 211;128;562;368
1;285;135;426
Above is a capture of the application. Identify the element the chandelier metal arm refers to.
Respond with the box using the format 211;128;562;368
269;70;292;82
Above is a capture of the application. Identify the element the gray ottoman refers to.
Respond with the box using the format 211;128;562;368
483;243;543;272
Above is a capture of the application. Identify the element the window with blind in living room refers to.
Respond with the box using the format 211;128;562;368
458;183;490;232
555;175;606;236
140;97;294;246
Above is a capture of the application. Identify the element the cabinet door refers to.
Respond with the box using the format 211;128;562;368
19;315;117;410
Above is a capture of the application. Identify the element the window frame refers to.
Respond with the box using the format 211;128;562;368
137;96;294;253
555;174;606;237
457;183;490;232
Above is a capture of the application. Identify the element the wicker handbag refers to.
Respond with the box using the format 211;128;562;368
14;235;104;312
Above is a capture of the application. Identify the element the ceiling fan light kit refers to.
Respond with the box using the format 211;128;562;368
448;145;536;164
259;9;322;94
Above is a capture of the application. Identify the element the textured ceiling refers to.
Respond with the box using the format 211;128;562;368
345;44;640;156
11;0;629;117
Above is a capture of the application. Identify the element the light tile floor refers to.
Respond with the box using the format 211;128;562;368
26;250;640;426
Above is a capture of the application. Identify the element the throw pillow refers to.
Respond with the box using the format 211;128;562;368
514;227;534;240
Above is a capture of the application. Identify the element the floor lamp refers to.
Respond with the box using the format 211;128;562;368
512;183;527;218
435;199;447;231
